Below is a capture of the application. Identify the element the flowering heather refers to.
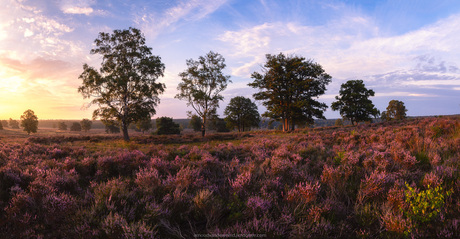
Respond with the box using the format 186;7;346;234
0;116;458;238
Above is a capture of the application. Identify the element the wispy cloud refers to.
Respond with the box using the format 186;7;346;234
135;0;228;38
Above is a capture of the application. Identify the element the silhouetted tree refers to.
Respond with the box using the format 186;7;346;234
136;117;153;134
1;120;8;128
224;96;260;132
249;53;331;131
80;119;92;132
20;109;38;135
176;51;231;137
331;80;380;125
335;118;343;126
58;122;67;131
9;118;19;129
0;121;3;130
78;27;165;141
156;117;180;135
70;122;82;131
381;100;408;121
103;120;120;134
189;114;202;132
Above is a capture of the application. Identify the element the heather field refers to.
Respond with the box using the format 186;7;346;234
0;116;458;238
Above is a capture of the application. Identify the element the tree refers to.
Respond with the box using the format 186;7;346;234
136;117;153;134
0;121;3;130
9;118;19;129
58;122;67;131
1;120;8;128
224;96;260;132
189;114;202;132
175;51;231;137
103;120;120;134
78;27;165;141
20;109;39;135
331;80;380;125
249;53;331;131
80;119;92;132
70;122;82;131
156;117;180;135
382;100;408;121
335;118;343;126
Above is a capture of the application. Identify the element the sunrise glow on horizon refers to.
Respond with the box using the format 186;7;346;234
1;0;459;120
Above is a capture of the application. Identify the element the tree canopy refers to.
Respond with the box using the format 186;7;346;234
249;53;331;131
331;80;380;125
80;119;92;132
70;122;82;131
381;100;408;121
78;27;165;141
175;51;231;137
224;96;260;132
9;118;19;129
20;109;38;135
156;117;180;135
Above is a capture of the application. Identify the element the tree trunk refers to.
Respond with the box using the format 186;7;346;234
201;116;206;137
122;121;130;141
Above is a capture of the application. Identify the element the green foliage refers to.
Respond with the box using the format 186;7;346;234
70;122;82;131
249;53;331;131
403;183;451;224
80;119;92;132
156;117;180;135
334;118;343;126
224;96;260;132
175;51;231;137
331;80;380;125
9;118;19;129
78;27;165;141
103;120;120;134
189;114;202;132
58;121;68;131
135;117;153;133
382;100;408;121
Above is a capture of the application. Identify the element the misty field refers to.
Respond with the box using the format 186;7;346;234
0;116;458;238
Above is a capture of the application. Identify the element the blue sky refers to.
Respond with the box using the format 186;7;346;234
1;0;459;120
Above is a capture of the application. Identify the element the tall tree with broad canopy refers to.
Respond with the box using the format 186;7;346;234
224;96;260;132
331;80;380;125
175;51;231;137
381;100;408;121
78;27;165;141
249;53;331;131
20;109;38;135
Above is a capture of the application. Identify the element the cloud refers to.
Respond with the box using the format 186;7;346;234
62;6;94;15
136;0;228;38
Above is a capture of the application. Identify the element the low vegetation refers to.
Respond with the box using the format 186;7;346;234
0;116;458;238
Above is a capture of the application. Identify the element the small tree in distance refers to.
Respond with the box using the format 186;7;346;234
20;109;38;135
331;80;380;125
335;118;343;126
0;121;3;130
382;100;408;121
189;115;202;132
156;117;180;135
175;51;231;137
70;122;82;131
81;119;92;132
58;122;67;131
1;120;8;128
224;96;260;132
9;118;19;129
136;117;153;134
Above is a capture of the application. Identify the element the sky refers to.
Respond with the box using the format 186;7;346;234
1;0;460;120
